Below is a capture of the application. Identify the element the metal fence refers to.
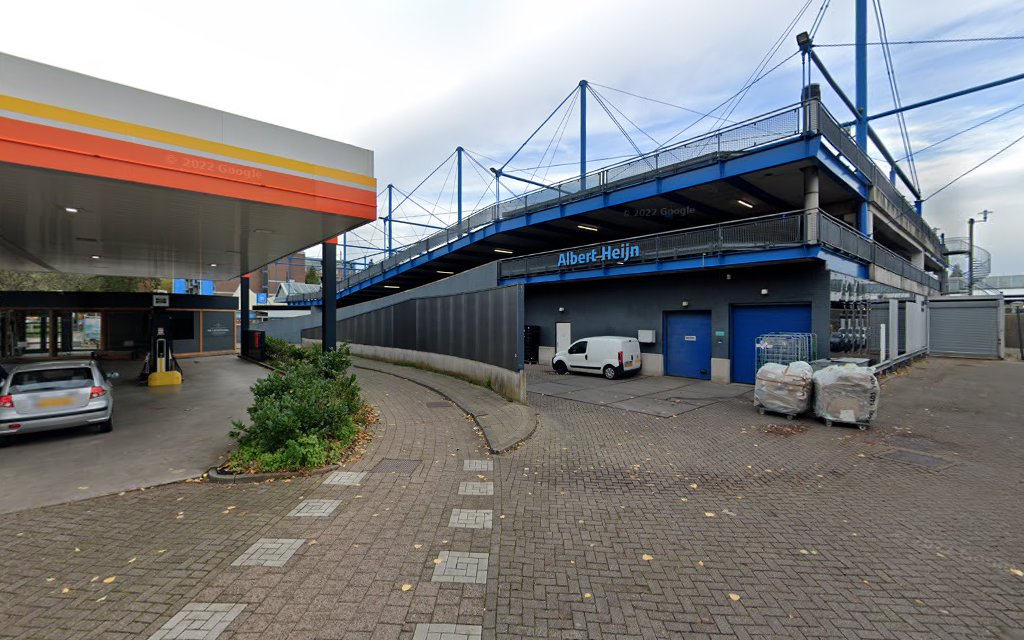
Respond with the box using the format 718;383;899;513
300;285;523;371
498;209;940;292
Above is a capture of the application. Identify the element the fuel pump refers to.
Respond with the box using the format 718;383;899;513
145;309;182;386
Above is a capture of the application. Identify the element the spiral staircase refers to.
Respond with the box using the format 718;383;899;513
942;237;998;294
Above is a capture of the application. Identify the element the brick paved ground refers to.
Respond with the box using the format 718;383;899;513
0;358;1022;639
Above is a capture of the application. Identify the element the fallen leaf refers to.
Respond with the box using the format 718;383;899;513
680;498;688;502
1011;568;1024;577
127;557;136;564
697;561;704;567
401;584;412;592
641;554;654;561
308;540;318;546
433;558;442;565
61;587;70;594
584;593;593;598
704;512;716;518
689;483;698;489
102;576;116;584
74;547;81;552
157;549;167;554
799;549;809;555
78;486;88;490
45;577;55;582
90;576;99;583
96;596;107;603
413;544;422;550
729;593;741;602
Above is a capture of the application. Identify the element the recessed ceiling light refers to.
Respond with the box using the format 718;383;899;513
437;270;455;275
737;199;754;209
90;255;101;260
252;228;273;234
383;284;400;289
64;206;79;214
209;263;218;267
577;224;599;232
494;248;514;254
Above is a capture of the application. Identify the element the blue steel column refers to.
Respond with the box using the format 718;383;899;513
239;273;250;356
321;241;337;352
342;235;348;280
579;80;588;190
387;184;394;257
456;147;464;225
855;0;871;236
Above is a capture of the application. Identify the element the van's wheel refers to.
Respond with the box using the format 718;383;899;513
603;365;617;380
97;419;113;434
553;361;568;375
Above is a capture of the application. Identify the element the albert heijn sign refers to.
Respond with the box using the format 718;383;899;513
557;241;641;268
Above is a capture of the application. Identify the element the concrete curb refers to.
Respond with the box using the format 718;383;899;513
352;360;537;454
206;464;340;484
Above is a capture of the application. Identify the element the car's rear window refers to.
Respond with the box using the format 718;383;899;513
9;368;94;393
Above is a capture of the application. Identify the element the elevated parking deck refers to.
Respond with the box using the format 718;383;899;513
291;100;943;307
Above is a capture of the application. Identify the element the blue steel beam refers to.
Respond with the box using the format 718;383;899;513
855;0;870;237
457;146;464;224
296;136;825;304
580;80;588;190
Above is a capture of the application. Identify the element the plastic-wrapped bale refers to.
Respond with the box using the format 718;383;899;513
754;361;813;417
812;364;879;428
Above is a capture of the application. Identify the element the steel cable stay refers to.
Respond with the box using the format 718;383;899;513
587;85;661;150
586;87;648;163
715;0;815;129
536;92;579;185
499;85;579;172
816;35;1024;46
873;0;920;191
527;90;578;185
896;102;1024;161
923;127;1024;202
810;0;830;38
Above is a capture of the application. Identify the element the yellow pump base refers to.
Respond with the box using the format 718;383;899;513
148;371;182;386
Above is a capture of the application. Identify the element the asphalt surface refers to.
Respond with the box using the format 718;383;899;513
0;355;265;514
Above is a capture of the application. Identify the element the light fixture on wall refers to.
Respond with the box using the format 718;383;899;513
558;307;565;313
737;199;754;209
726;273;732;280
64;206;79;213
383;285;399;289
681;301;689;308
494;248;514;254
760;288;769;296
577;224;599;232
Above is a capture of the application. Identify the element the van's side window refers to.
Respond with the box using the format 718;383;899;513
568;341;587;355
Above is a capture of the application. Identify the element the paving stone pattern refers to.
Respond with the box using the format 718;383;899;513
230;539;305;568
1;359;1022;639
412;623;483;640
457;482;493;496
146;603;245;640
286;499;341;517
463;460;493;472
448;509;493;530
322;471;367;486
431;551;489;584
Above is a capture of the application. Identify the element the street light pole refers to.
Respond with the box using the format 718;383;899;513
967;209;992;295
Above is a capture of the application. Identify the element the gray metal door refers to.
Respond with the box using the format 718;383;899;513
929;296;1003;358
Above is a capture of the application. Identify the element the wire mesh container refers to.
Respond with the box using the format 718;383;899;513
755;333;817;371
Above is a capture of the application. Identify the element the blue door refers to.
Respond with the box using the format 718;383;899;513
664;311;712;379
730;304;812;384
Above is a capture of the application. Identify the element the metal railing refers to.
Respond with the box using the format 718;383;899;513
809;101;943;256
291;100;941;303
499;209;940;291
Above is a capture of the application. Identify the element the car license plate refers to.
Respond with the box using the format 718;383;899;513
38;396;73;408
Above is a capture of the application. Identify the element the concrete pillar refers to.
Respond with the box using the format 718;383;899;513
910;250;925;269
802;165;820;212
888;299;899;360
321;240;337;352
240;274;250;356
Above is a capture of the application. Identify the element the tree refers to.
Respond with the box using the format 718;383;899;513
305;266;321;284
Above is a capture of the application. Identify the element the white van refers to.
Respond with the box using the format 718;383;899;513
551;336;642;379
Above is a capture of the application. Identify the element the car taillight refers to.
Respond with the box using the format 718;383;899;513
618;351;623;365
89;387;107;399
0;395;12;408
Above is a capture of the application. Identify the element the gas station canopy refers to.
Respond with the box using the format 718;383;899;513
0;53;376;280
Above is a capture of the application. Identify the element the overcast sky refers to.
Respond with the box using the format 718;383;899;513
3;1;1022;273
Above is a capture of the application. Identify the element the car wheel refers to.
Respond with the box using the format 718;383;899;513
553;361;568;375
97;419;113;434
603;365;617;380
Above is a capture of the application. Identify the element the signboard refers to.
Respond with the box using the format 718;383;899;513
557;241;641;268
153;294;169;307
256;293;268;304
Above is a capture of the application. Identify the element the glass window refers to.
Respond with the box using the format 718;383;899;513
568;341;587;355
10;368;94;393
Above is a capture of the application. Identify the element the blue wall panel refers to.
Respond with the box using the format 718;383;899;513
730;304;812;384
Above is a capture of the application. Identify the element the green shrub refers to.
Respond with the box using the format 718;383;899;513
265;336;316;368
228;344;365;472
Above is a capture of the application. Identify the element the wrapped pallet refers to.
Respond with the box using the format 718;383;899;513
812;364;879;428
754;361;813;417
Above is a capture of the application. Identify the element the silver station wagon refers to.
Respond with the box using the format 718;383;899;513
0;360;117;445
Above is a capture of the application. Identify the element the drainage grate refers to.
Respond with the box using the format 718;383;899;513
876;449;955;471
426;402;451;409
371;459;422;474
